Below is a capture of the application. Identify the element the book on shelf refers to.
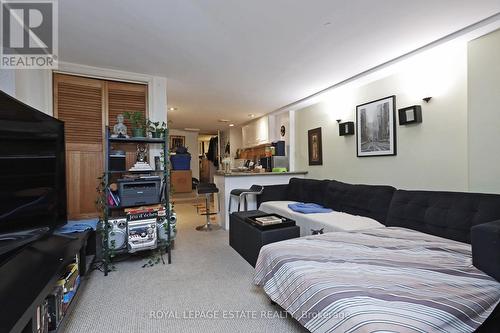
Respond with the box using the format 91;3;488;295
124;204;163;214
107;193;115;206
126;205;166;221
108;189;120;206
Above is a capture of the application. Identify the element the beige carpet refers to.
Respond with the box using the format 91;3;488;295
63;203;306;333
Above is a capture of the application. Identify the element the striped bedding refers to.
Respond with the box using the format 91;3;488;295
253;227;500;333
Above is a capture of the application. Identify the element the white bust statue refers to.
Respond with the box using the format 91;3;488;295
112;114;129;138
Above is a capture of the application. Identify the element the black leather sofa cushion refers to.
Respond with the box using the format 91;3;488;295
323;180;396;224
286;178;330;205
386;190;500;243
471;220;500;281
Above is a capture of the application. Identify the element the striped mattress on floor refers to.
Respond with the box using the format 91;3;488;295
253;227;500;333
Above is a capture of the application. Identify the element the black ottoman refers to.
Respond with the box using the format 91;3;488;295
229;210;300;267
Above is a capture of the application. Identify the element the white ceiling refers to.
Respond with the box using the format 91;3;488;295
59;0;500;131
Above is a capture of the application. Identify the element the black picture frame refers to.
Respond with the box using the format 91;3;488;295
169;135;185;150
308;127;323;165
339;121;355;136
356;95;397;157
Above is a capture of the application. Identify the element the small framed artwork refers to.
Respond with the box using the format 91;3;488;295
308;127;323;165
356;95;396;157
170;135;185;150
339;121;355;136
398;105;422;125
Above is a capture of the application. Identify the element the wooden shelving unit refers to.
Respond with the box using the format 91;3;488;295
102;127;172;275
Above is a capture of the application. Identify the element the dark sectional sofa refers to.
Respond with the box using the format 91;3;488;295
257;177;500;331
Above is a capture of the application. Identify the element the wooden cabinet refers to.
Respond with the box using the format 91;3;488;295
242;116;270;148
171;170;192;193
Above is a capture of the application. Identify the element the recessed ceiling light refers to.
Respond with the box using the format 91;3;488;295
229;123;234;127
218;119;230;123
248;114;255;118
184;127;200;131
168;107;177;111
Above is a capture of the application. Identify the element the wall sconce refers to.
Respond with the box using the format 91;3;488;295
398;105;422;125
338;121;355;136
422;97;432;103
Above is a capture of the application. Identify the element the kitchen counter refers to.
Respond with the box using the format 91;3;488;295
213;171;307;230
215;171;308;177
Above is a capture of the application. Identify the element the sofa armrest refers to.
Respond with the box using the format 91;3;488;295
471;219;500;281
257;184;289;207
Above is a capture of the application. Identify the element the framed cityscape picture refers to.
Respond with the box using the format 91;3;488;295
356;96;397;157
169;135;185;151
308;127;323;165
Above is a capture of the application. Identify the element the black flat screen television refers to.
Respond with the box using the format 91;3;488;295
0;90;67;237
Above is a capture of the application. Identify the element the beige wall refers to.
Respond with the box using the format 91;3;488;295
229;127;243;158
295;43;470;191
468;29;500;194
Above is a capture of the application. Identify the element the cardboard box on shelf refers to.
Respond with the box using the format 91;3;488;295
171;170;192;193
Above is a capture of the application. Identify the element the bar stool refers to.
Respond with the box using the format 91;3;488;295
196;183;222;231
228;184;264;212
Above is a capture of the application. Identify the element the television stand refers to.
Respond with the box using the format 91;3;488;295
0;230;95;333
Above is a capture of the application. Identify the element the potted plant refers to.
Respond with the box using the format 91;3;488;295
124;111;147;137
148;120;167;138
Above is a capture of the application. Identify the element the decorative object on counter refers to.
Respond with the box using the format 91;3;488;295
308;127;323;165
339;121;355;136
148;120;166;138
124;111;147;138
169;135;185;151
111;114;129;138
356;95;397;157
398;105;422;125
221;157;232;173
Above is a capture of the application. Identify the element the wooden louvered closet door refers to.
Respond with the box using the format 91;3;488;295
107;81;147;170
53;74;148;219
53;74;105;219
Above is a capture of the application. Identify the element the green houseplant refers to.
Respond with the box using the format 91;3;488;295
148;120;166;138
124;111;147;137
